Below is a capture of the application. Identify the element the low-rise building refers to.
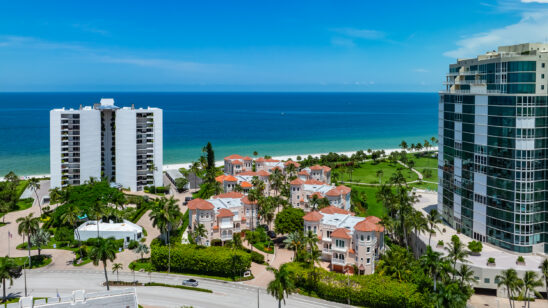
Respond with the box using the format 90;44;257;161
290;179;351;211
187;192;259;245
224;154;253;175
303;208;384;275
14;288;138;308
76;220;143;245
216;171;271;193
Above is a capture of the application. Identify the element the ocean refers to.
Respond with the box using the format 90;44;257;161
0;92;438;176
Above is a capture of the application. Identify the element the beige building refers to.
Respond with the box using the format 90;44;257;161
290;178;351;211
187;192;259;245
223;154;253;175
303;208;384;275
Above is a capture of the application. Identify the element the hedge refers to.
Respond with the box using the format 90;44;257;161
250;251;265;264
284;262;429;308
151;244;251;278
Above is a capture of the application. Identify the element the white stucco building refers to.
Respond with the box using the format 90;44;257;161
75;219;143;245
50;98;162;191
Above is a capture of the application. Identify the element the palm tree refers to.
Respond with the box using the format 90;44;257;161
376;170;384;184
266;265;296;308
0;256;21;303
27;178;42;214
283;231;304;261
16;213;40;267
112;263;123;282
30;228;50;256
456;264;477;287
89;237;118;290
420;246;442;291
539;258;548;296
309;194;321;211
496;268;521;308
521;271;543;308
88;199;106;238
426;209;442;246
232;232;243;250
192;223;207;244
133;243;149;260
149;197;182;245
61;203;82;246
445;235;468;272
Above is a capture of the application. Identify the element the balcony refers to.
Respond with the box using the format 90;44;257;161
332;245;347;253
322;248;332;254
332;258;346;265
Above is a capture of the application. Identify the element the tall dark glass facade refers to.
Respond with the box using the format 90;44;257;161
439;43;548;253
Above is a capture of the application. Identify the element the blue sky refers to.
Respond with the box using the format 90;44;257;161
1;0;548;92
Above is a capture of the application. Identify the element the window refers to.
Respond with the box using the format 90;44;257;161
366;258;371;264
360;235;364;241
484;278;490;284
367;235;371;241
313;226;317;233
327;231;332;238
366;246;370;253
542;74;545;79
543;63;546;68
542;85;545;90
307;226;311;232
335;239;345;248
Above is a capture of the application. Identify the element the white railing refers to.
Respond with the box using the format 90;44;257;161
332;258;346;265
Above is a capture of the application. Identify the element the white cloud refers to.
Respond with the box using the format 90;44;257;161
521;0;548;3
98;56;214;72
331;37;355;47
414;68;429;73
332;28;385;40
444;11;548;58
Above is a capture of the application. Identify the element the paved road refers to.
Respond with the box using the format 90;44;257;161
8;269;350;308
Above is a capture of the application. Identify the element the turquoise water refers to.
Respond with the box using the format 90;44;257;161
0;92;437;175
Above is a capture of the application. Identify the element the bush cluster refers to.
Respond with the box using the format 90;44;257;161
284;262;428;308
151;244;251;278
250;251;265;264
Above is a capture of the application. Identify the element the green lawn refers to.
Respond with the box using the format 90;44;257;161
5;254;52;269
335;161;418;184
406;152;438;190
348;185;386;218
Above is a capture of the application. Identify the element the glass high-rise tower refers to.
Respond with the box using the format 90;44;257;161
439;43;548;253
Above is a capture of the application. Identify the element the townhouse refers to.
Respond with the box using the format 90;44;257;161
303;208;384;275
223;154;253;175
187;192;259;246
289;178;351;211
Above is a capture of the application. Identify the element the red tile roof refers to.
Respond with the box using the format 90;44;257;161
320;205;352;215
331;228;351;239
354;217;384;232
325;185;351;196
243;156;252;161
304;179;324;185
238;171;258;176
213;225;219;230
231;160;243;165
223;175;238;182
322;166;332;172
290;178;304;185
225;154;244;160
348;248;355;254
241;196;258;205
309;165;324;170
213;192;244;199
303;211;323;222
217;208;234;218
309;192;324;199
256;170;270;177
298;170;309;176
256;157;280;163
284;161;301;167
240;181;253;188
187;198;214;210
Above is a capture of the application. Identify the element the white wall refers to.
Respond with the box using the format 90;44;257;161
79;110;101;183
115;110;137;191
50;111;62;188
152;109;163;187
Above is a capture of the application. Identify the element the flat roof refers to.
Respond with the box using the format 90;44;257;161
77;220;142;233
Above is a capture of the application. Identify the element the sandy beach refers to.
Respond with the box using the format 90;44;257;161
163;147;438;171
9;147;438;180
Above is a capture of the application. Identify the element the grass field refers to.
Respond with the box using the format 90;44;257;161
348;184;386;218
334;161;418;184
406;152;438;190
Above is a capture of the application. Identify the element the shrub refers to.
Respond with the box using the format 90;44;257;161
284;262;428;307
128;240;139;249
487;257;495;264
274;207;304;235
517;256;525;263
437;240;444;247
151;244;251;278
54;227;74;243
250;251;265;264
467;241;483;255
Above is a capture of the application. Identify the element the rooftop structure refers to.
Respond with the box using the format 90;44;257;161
11;288;138;308
76;219;143;245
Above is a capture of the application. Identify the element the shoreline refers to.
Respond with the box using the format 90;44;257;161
12;147;438;180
